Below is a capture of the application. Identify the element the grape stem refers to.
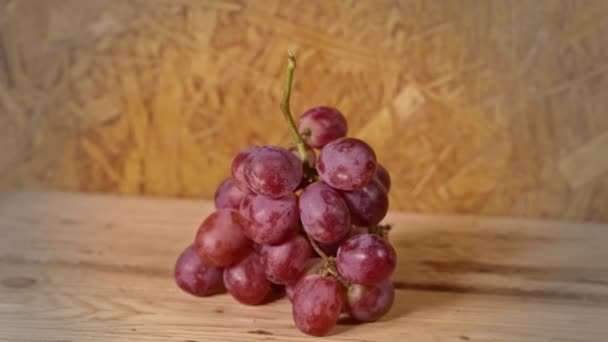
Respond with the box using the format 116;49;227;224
281;51;348;288
281;51;326;262
280;51;310;166
306;234;351;288
369;224;392;240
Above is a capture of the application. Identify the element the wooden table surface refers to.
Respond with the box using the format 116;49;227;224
1;191;607;342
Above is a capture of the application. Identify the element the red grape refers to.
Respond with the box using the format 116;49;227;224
340;179;389;227
316;138;377;190
223;253;271;305
299;181;351;244
231;147;256;192
346;280;394;322
288;144;316;167
374;163;391;192
239;192;299;245
260;234;312;284
336;234;396;285
297;106;347;149
292;275;343;336
214;178;248;210
194;209;252;267
243;146;303;198
174;245;224;297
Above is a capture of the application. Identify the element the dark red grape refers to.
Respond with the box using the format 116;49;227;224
297;106;347;149
287;144;316;167
340;179;389;227
231;147;256;192
223;253;271;305
214;178;248;210
299;181;350;244
194;209;252;267
336;234;396;285
346;280;394;322
374;163;391;192
316;138;377;190
243;146;303;198
174;245;224;296
292;275;343;336
260;234;312;284
239;192;299;245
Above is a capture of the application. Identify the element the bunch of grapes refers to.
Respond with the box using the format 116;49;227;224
174;53;396;336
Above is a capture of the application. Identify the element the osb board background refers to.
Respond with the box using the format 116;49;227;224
1;0;607;221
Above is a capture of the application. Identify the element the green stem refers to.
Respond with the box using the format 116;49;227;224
280;51;310;166
280;52;345;285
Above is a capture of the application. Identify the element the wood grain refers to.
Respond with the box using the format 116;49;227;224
1;191;607;341
0;1;608;221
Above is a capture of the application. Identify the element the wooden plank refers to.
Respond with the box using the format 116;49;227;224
1;191;607;341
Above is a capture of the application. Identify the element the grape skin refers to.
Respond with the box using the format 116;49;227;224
174;245;224;297
374;163;391;192
231;147;256;192
224;253;271;305
194;209;252;267
336;234;396;285
243;146;303;198
299;181;351;244
260;234;312;284
292;275;343;336
316;138;377;191
214;178;248;210
239;192;299;245
346;280;394;322
340;179;389;227
297;106;348;149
